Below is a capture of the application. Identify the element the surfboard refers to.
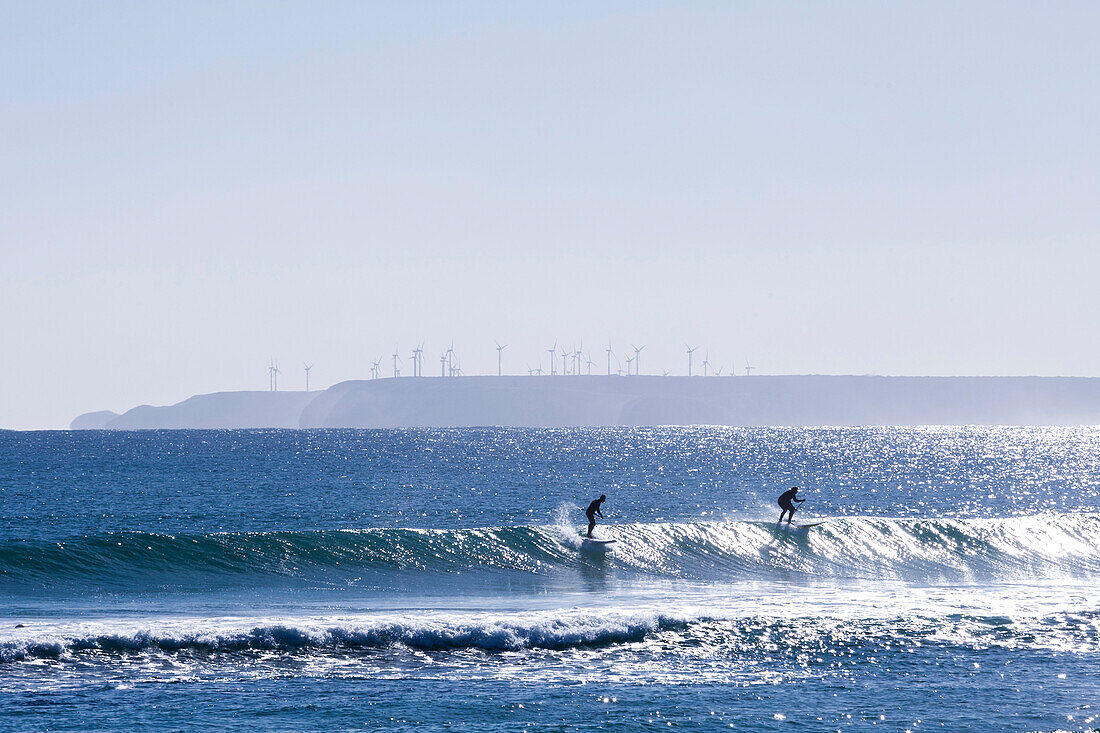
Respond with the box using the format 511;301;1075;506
781;521;826;531
580;537;616;546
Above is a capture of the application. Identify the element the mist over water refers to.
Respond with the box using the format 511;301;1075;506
3;427;1100;730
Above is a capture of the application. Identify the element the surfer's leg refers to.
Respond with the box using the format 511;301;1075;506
587;518;596;538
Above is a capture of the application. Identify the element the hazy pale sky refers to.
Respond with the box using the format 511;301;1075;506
3;1;1099;429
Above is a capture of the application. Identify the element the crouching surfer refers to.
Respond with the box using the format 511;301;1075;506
777;486;805;525
585;494;606;538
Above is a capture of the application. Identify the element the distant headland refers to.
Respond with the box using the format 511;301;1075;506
70;375;1100;429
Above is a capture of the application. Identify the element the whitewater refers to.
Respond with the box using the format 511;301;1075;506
2;426;1099;731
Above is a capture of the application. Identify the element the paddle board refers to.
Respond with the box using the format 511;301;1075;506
781;521;826;531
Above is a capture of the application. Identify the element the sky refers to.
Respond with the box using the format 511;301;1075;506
2;1;1099;429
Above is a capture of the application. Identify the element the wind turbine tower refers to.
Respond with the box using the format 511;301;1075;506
495;341;508;377
701;352;711;377
605;342;614;376
547;343;557;376
370;359;381;380
745;360;756;376
268;360;280;392
392;348;401;378
447;343;458;377
685;345;698;377
304;363;313;392
631;344;645;376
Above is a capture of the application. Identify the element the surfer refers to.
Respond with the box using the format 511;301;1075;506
585;494;606;538
777;486;805;525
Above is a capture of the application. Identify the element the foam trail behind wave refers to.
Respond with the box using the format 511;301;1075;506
5;607;1100;664
0;612;686;662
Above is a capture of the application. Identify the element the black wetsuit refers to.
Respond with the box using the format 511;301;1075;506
777;487;804;524
586;498;604;538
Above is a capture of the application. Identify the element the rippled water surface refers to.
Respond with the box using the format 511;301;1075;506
2;427;1099;731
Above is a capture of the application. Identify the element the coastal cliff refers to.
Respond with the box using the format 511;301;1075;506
71;375;1100;429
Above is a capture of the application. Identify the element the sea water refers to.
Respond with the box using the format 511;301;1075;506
1;426;1099;731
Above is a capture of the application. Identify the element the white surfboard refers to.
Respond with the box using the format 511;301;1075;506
580;536;616;546
795;521;827;529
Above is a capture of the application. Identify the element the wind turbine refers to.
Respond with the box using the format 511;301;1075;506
439;351;448;377
744;360;756;376
685;344;698;377
585;353;595;375
392;347;401;378
560;346;569;376
268;360;280;392
713;366;723;377
625;355;634;376
304;363;313;392
370;358;381;380
495;341;508;377
547;342;557;376
446;341;457;377
447;342;463;377
631;344;645;375
701;352;711;377
605;342;614;376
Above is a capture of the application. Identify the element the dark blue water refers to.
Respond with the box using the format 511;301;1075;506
2;427;1099;731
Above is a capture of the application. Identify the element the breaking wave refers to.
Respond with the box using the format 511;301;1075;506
0;613;685;662
3;514;1100;588
4;608;1099;664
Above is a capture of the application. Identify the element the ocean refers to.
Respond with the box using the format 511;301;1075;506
2;426;1099;731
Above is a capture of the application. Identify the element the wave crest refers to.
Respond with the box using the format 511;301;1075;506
3;515;1099;587
5;609;1099;664
0;613;683;662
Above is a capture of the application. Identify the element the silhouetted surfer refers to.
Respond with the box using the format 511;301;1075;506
585;495;606;538
777;486;805;525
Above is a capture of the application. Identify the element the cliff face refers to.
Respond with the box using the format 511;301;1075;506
298;375;1100;428
71;376;1100;430
71;391;316;430
69;410;120;430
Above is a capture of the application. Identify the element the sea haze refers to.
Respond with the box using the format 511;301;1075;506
2;427;1099;731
